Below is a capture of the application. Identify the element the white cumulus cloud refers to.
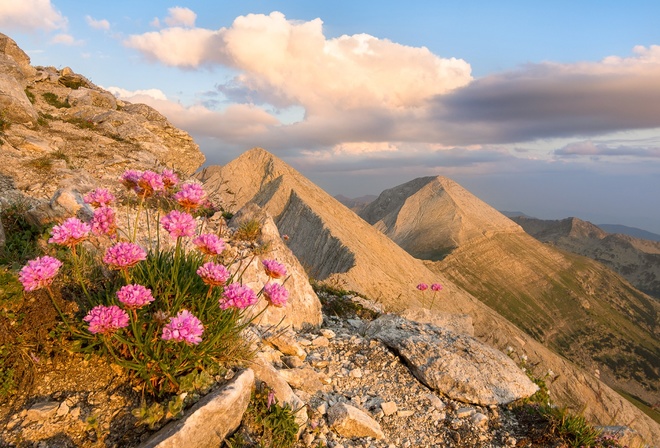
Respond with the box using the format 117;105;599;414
85;15;110;31
0;0;67;32
163;6;196;27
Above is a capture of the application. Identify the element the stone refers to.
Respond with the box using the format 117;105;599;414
25;401;59;422
425;393;445;410
595;426;644;448
67;87;117;109
229;204;323;329
471;413;488;428
380;401;397;416
397;410;414;418
367;315;538;405
400;308;474;336
263;329;307;359
327;403;385;440
456;407;475;418
0;33;36;79
312;336;330;347
282;355;304;368
320;329;336;339
0;73;38;124
140;369;253;448
277;367;325;394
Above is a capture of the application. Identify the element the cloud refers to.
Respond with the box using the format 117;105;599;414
50;33;83;46
86;15;110;31
105;86;168;101
554;141;660;158
0;0;67;32
164;7;196;27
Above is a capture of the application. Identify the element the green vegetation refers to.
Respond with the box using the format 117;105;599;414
42;92;70;108
65;116;95;130
234;219;261;242
0;201;44;268
311;280;379;320
24;87;36;104
226;383;299;448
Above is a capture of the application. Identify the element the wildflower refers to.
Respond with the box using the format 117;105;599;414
220;283;258;309
547;369;555;377
262;259;287;279
506;346;514;353
263;282;289;307
174;182;207;210
153;310;169;325
48;217;91;247
103;242;147;270
84;188;115;208
120;169;142;190
161;310;204;345
267;390;276;409
161;210;196;238
521;354;528;362
91;206;117;236
84;305;129;334
19;256;62;291
431;283;443;292
193;234;225;256
117;284;155;309
137;170;165;198
416;283;428;291
161;168;179;189
197;262;230;286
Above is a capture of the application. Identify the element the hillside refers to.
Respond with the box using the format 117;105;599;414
512;216;660;300
359;176;660;410
198;149;660;442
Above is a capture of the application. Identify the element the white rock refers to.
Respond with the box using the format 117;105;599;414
327;403;385;440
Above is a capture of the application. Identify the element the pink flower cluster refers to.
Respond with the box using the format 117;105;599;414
263;282;289;307
84;305;129;334
49;217;91;247
161;210;196;238
162;310;204;345
193;234;225;256
174;183;207;210
19;256;62;291
137;170;165;197
120;169;141;190
416;283;428;291
220;283;258;310
91;206;116;236
431;283;443;291
262;259;287;279
103;242;147;270
116;284;155;309
161;168;179;189
197;262;230;286
84;188;115;208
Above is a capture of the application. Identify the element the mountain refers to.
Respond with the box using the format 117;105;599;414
512;216;660;301
599;224;660;242
360;176;659;412
198;149;660;442
334;194;377;213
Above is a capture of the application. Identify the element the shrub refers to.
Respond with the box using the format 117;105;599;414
65;117;95;130
24;87;36;104
42;92;70;108
234;219;261;242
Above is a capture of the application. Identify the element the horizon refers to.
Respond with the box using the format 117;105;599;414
2;1;660;233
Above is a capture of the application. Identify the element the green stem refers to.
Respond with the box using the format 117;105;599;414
45;286;76;336
70;245;91;302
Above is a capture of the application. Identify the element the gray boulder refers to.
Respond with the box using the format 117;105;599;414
366;314;538;405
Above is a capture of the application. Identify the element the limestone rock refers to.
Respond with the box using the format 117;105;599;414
367;314;538;405
263;329;307;359
67;87;117;109
230;203;323;329
327;403;385;440
27;188;93;225
0;73;38;124
140;369;253;448
25;400;59;422
400;307;474;336
0;33;36;79
277;367;325;394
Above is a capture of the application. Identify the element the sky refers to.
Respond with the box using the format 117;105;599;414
2;1;660;233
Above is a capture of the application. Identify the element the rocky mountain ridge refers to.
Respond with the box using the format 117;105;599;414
512;215;660;301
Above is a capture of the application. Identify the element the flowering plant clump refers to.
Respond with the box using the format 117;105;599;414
17;167;291;396
431;283;443;292
263;282;289;307
416;281;443;310
263;259;287;279
18;256;62;291
416;283;428;291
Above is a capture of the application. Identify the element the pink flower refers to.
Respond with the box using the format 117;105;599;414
137;170;165;198
174;182;207;210
116;284;155;309
161;168;179;189
263;282;289;307
161;310;204;345
84;305;129;334
262;259;287;279
416;283;428;291
197;262;230;286
91;206;116;236
19;256;62;291
48;217;91;247
193;234;225;256
431;283;443;292
120;169;142;190
161;210;196;238
84;188;115;208
103;242;147;270
220;283;258;310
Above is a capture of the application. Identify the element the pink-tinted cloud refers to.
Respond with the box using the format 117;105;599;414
554;141;660;158
86;15;110;31
0;0;67;32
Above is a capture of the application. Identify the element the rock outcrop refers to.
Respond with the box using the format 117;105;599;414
198;148;660;444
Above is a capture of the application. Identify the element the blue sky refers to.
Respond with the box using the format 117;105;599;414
2;0;660;233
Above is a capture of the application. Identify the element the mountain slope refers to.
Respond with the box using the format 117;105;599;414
512;216;660;300
198;149;660;442
360;176;659;410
